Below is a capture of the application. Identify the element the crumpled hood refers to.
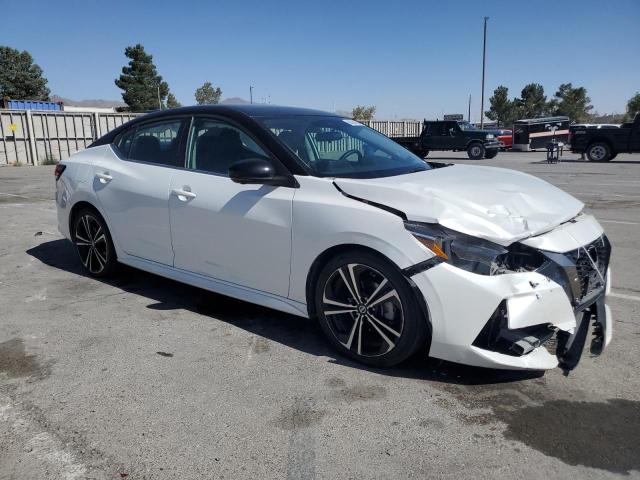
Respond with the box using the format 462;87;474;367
334;164;584;245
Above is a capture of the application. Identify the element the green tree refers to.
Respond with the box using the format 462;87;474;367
485;86;516;127
626;92;640;120
0;46;50;100
195;81;222;105
515;83;549;118
115;44;168;111
166;92;181;108
550;83;593;122
351;105;376;121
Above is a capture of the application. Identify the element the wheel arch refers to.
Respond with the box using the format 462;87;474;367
67;200;120;259
304;244;432;344
68;200;103;235
465;139;484;149
587;137;615;153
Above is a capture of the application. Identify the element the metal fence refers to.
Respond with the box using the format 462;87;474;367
361;121;423;138
0;110;422;165
0;110;140;165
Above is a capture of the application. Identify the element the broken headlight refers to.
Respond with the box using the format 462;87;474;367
404;222;546;276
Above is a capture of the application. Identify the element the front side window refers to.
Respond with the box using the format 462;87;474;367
261;116;431;178
446;121;459;134
186;118;269;175
124;120;184;166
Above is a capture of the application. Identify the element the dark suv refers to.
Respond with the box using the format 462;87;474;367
394;120;502;159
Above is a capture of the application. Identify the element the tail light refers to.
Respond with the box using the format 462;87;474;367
54;164;66;181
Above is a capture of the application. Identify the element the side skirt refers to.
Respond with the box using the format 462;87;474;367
118;254;309;318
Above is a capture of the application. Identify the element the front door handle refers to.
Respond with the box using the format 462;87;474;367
172;187;197;202
95;172;113;184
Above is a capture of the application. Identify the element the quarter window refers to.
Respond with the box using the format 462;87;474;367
186;118;269;175
116;128;135;157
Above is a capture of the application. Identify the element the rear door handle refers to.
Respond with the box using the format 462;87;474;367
95;172;112;183
172;188;197;201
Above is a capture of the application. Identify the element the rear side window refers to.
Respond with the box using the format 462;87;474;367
426;123;444;135
116;128;135;157
116;120;185;167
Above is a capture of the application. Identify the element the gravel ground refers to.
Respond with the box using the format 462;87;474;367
1;151;639;480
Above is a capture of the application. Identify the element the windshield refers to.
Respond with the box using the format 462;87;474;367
458;121;476;131
259;116;431;178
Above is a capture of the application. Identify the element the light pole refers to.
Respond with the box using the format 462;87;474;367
249;85;254;104
480;16;489;129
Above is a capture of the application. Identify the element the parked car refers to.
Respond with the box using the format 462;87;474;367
55;105;611;372
486;128;512;150
393;120;502;159
570;113;640;161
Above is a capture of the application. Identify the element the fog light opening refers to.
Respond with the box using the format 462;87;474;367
473;301;556;357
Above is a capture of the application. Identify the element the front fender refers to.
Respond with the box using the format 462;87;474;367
288;176;432;304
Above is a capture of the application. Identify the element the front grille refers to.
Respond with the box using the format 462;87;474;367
543;331;558;355
534;235;611;309
566;235;611;304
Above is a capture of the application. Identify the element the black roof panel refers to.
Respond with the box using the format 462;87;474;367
142;104;339;119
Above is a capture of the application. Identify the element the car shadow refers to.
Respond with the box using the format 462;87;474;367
26;239;543;386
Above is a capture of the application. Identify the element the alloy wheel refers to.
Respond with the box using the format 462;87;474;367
74;213;108;274
321;263;404;357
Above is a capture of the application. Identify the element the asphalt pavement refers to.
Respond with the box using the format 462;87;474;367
1;150;639;479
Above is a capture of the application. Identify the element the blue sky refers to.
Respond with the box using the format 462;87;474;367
2;0;638;120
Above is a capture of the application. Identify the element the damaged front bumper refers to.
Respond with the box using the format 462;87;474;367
409;223;612;372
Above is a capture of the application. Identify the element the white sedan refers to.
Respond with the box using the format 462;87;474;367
54;105;612;372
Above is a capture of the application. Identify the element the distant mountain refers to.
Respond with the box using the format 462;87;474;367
51;95;126;108
219;97;250;105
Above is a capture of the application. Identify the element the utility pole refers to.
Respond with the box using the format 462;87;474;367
157;85;162;110
480;16;489;129
249;85;254;104
468;94;472;122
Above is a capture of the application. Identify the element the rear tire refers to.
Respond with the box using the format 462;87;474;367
484;149;498;159
467;143;485;160
586;142;611;162
72;208;117;277
314;250;429;367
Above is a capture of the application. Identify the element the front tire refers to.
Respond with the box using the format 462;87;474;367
72;208;117;277
467;143;485;160
314;251;429;367
586;142;611;162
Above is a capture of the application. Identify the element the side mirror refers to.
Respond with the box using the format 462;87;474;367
229;158;275;184
228;158;295;187
449;128;455;136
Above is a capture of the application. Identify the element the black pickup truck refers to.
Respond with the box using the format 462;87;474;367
570;113;640;161
394;120;502;159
